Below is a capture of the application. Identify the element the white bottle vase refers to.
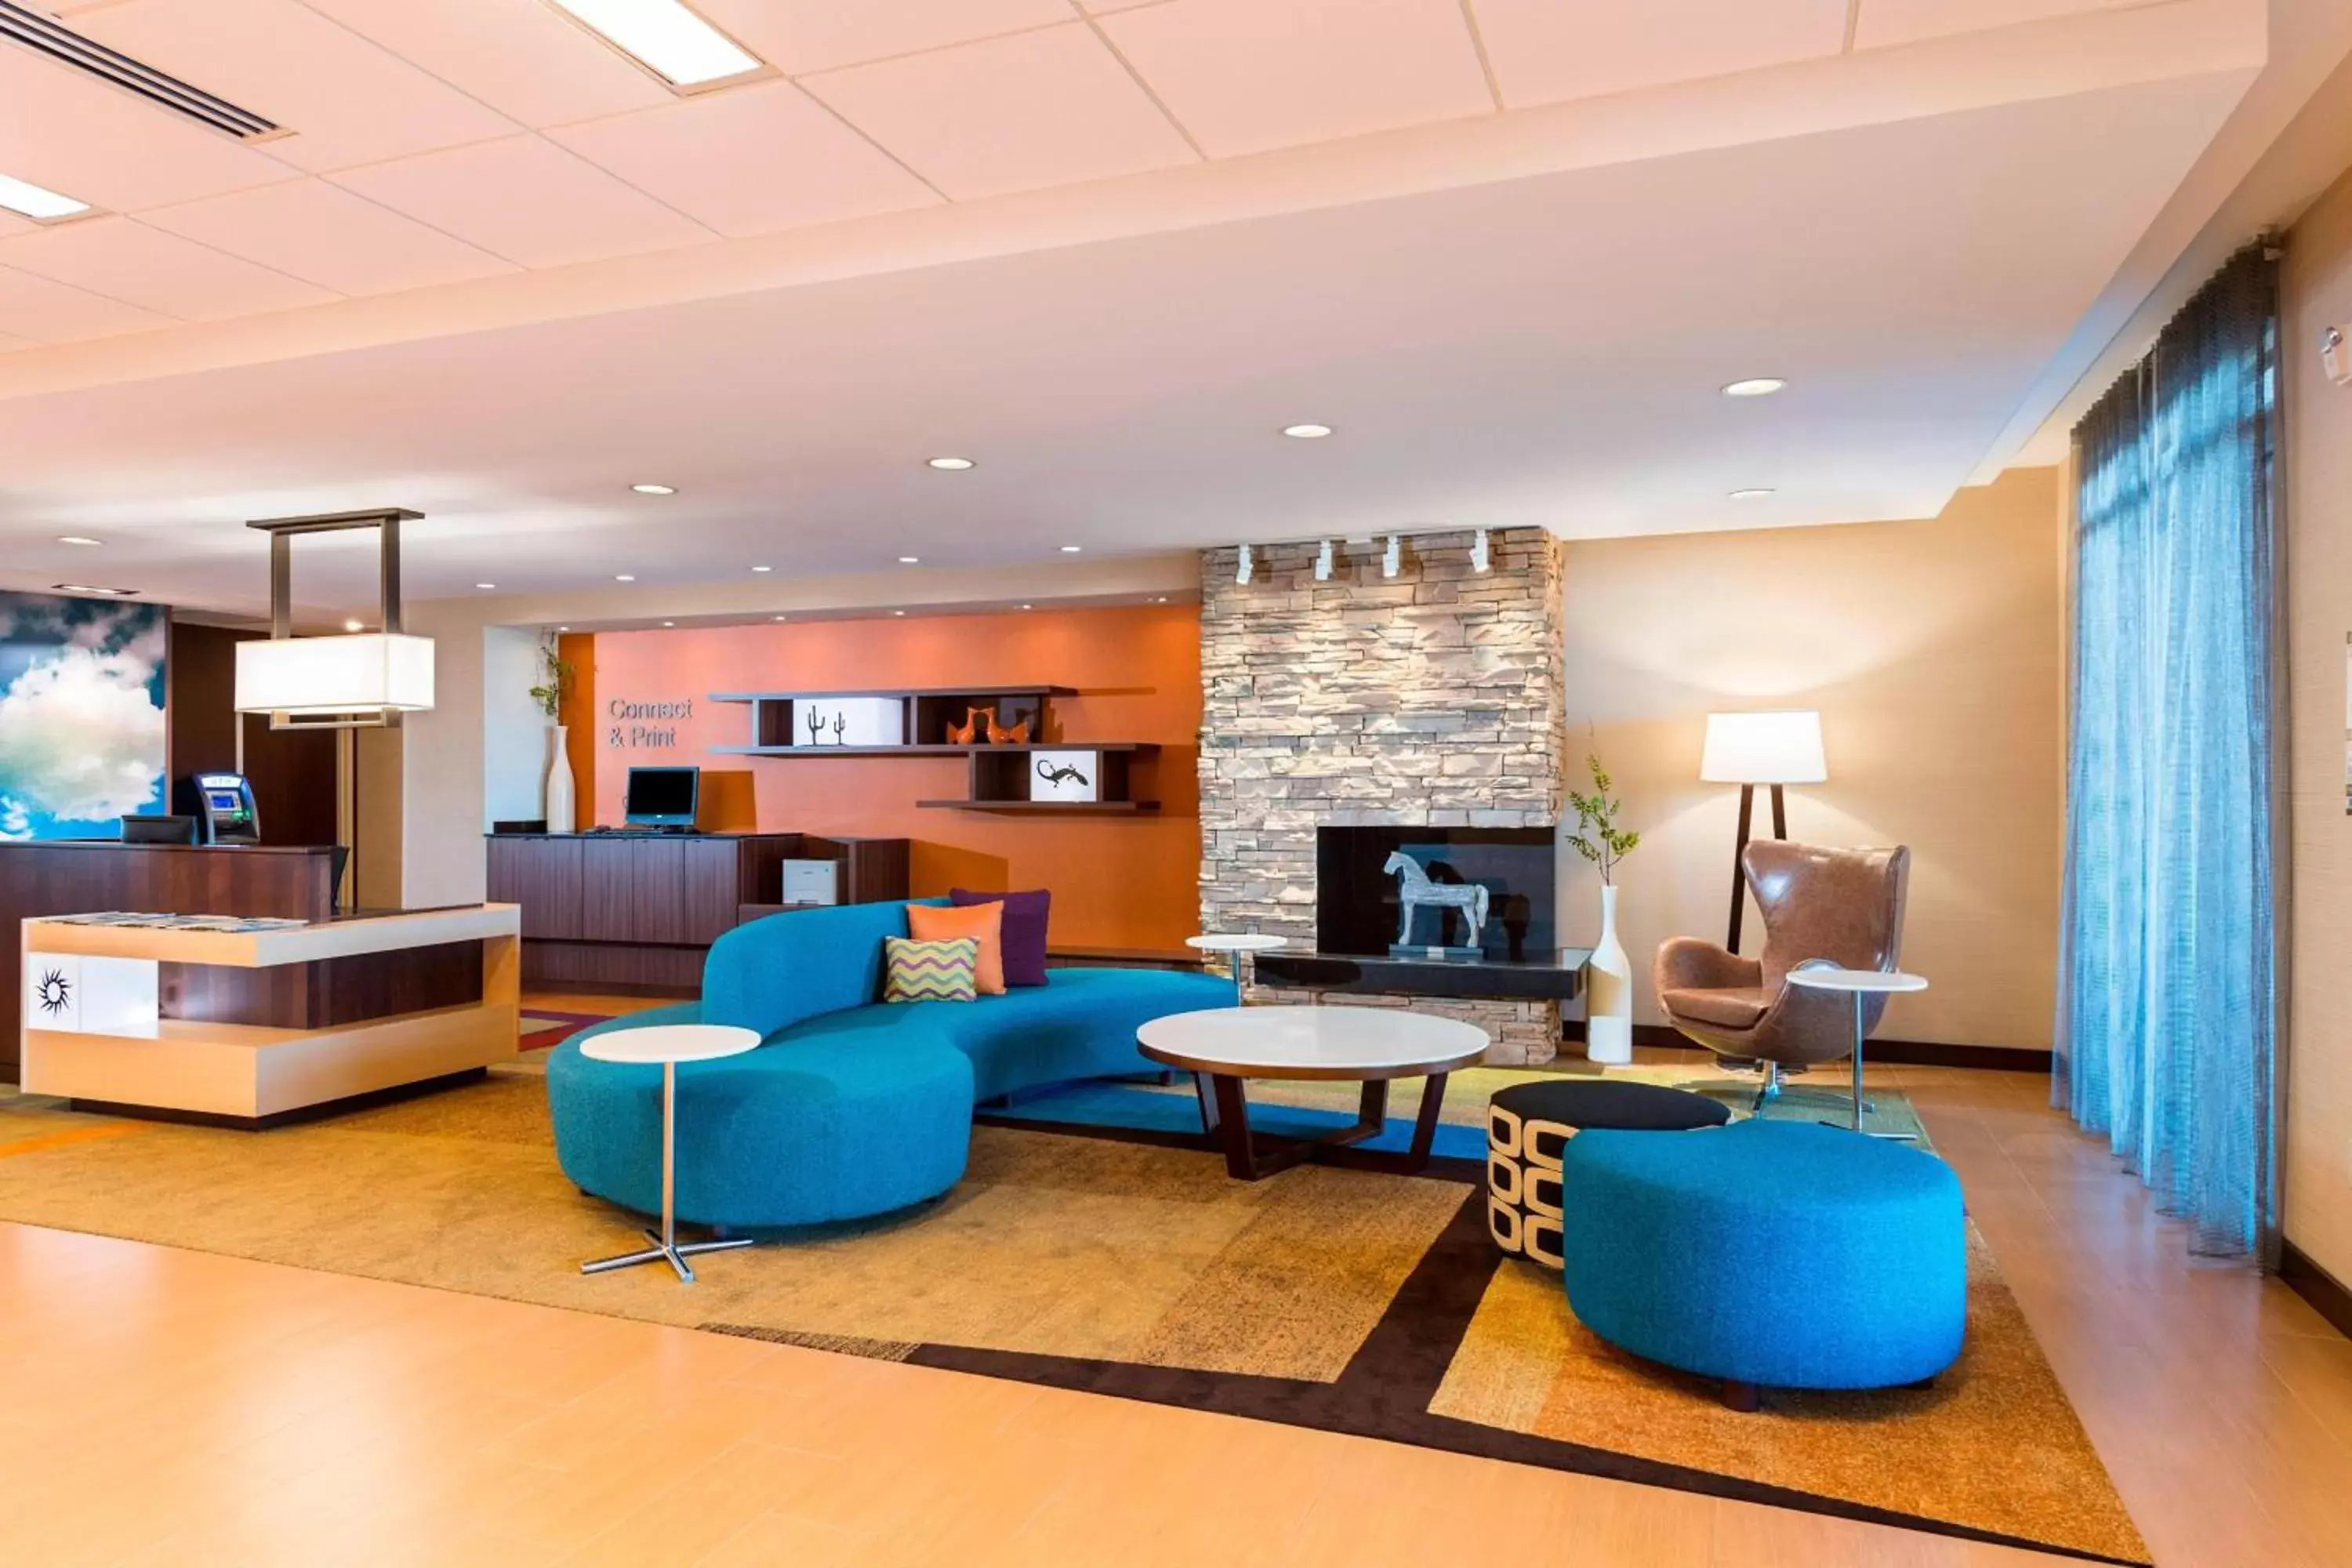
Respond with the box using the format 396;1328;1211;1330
544;724;576;834
1585;882;1634;1065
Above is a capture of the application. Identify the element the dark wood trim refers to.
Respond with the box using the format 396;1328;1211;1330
1566;1019;2054;1074
68;1067;487;1131
2280;1240;2352;1341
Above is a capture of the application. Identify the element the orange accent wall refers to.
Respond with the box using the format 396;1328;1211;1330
556;631;598;824
583;604;1202;950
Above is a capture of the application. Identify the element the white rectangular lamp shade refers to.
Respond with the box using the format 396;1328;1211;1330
234;633;435;716
1700;710;1826;784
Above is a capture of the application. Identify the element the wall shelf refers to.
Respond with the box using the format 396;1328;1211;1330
710;742;1159;760
915;800;1160;814
710;683;1157;813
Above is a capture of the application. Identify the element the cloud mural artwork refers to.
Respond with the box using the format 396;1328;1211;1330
0;590;168;840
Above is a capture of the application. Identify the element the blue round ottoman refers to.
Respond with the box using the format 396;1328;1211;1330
1559;1119;1965;1408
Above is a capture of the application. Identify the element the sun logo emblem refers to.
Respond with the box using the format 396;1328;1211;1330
35;968;71;1018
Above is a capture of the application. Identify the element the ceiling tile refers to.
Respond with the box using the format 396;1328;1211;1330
328;136;717;269
0;49;299;212
1854;0;2145;51
1468;0;1849;108
0;266;177;343
550;82;939;239
71;0;522;173
0;217;338;321
696;0;1079;75
299;0;677;129
1099;0;1491;159
0;332;31;354
141;180;519;297
1078;1;1167;10
804;23;1195;200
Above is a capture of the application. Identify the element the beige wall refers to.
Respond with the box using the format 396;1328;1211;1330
2285;170;2352;1287
1559;466;2067;1051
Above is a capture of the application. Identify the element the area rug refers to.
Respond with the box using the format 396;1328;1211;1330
0;1068;2143;1565
517;1008;612;1052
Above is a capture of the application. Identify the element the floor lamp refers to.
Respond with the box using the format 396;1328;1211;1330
1700;710;1828;953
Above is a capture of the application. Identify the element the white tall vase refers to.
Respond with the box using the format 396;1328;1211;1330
544;724;576;834
1585;882;1634;1065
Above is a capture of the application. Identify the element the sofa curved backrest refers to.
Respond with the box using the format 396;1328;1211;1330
700;898;947;1039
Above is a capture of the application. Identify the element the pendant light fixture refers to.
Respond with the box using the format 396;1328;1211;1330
234;509;435;728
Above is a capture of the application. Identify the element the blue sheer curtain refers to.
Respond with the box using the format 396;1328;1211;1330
2056;245;2280;1258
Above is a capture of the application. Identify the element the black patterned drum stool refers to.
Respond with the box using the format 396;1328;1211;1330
1486;1080;1731;1268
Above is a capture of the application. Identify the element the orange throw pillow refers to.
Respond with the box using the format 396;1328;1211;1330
907;901;1005;996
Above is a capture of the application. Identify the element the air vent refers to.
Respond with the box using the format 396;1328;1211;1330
0;1;277;139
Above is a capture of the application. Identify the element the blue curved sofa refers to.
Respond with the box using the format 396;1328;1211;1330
547;900;1232;1229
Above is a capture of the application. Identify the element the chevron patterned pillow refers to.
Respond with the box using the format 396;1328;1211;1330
884;935;981;1004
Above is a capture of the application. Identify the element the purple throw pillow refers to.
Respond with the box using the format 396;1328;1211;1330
949;887;1050;986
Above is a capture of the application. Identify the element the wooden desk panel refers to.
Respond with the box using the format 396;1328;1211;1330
21;906;519;1123
0;842;336;1076
487;833;907;994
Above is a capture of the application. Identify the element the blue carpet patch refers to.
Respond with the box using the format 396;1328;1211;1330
988;1081;1491;1162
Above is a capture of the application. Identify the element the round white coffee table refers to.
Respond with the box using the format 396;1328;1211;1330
1185;933;1288;1005
577;1023;760;1283
1138;1005;1486;1180
1784;967;1929;1140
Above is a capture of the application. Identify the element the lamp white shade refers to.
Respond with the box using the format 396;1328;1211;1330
1700;710;1826;784
234;633;435;717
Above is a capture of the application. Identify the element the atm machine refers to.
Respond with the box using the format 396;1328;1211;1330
175;772;261;846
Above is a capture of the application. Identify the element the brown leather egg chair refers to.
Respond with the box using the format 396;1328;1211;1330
1653;841;1911;1103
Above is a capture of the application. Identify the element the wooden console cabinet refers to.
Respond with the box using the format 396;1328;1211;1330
485;833;909;993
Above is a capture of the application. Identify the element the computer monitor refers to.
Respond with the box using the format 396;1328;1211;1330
121;814;198;845
622;766;699;828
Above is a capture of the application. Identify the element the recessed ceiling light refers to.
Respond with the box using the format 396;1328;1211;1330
927;457;975;471
476;583;496;590
0;172;91;223
771;615;787;622
53;583;135;597
615;574;636;582
1283;423;1334;439
1018;604;1032;611
56;535;102;546
1150;596;1169;604
898;556;920;564
630;483;677;495
557;626;571;632
662;621;675;628
343;618;365;632
1729;488;1776;500
1722;379;1786;398
546;0;763;87
892;610;906;616
751;564;771;573
1059;545;1082;554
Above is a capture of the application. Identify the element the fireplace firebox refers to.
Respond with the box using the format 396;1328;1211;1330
1316;826;1556;961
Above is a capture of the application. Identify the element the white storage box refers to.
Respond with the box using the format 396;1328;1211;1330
781;859;840;906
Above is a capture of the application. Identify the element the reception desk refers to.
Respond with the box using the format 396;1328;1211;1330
0;840;339;1078
20;904;518;1126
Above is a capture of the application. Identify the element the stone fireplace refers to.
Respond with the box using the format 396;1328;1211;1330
1196;528;1568;1063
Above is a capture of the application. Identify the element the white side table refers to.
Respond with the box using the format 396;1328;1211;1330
1185;933;1288;1005
578;1023;760;1283
1784;967;1929;1140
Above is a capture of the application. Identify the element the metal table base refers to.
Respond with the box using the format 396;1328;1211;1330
581;1058;753;1283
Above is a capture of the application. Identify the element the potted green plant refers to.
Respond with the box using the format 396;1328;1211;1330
1567;736;1639;1065
531;635;578;833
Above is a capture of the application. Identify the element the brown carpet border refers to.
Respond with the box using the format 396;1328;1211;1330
802;1189;2148;1568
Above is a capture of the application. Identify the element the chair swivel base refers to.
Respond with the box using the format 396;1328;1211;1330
581;1228;753;1284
